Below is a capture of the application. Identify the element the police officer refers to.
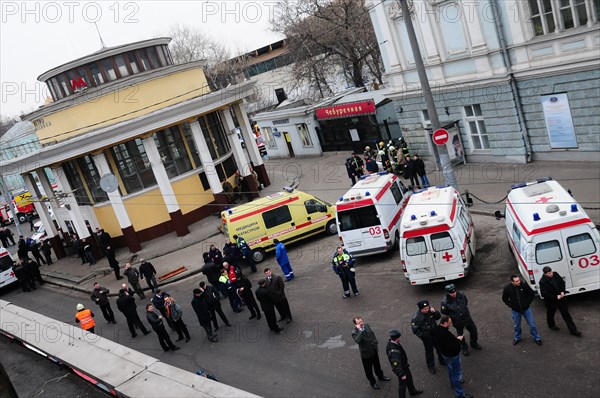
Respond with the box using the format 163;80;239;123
331;246;359;298
440;284;482;356
411;300;445;374
386;329;423;398
233;234;257;273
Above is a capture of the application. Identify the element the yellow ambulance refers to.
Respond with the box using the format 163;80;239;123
221;188;337;262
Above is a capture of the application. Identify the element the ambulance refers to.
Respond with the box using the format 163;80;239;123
335;172;410;256
400;186;476;285
220;188;337;262
0;247;17;291
496;177;600;296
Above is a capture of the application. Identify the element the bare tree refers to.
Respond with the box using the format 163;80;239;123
160;24;248;90
273;0;384;92
0;115;18;138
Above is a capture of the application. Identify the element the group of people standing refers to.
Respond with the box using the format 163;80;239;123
344;138;429;189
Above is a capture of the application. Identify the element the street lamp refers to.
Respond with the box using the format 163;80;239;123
398;0;458;189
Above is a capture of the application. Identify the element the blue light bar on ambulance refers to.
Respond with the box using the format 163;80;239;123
430;211;437;216
571;204;578;212
511;177;553;190
365;192;371;196
533;213;540;221
410;215;417;221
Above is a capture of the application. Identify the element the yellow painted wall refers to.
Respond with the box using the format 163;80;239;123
34;68;210;145
93;205;122;238
171;174;213;215
123;188;170;230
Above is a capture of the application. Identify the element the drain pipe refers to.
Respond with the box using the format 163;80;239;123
490;0;532;162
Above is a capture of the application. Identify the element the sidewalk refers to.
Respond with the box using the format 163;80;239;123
38;153;600;295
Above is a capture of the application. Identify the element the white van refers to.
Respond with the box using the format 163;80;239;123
336;172;410;257
400;186;476;285
496;177;600;296
0;247;17;291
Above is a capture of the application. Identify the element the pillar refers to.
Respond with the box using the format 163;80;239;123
141;135;189;237
220;109;259;199
189;120;230;211
91;152;141;253
233;103;271;188
24;173;65;259
51;166;91;240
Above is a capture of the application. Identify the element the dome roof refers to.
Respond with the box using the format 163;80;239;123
0;121;35;143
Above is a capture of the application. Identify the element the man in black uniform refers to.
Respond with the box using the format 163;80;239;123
199;281;231;330
411;299;445;374
441;284;482;356
90;282;116;324
255;279;282;334
351;316;390;390
386;329;423;398
191;288;219;342
539;266;582;337
116;288;150;338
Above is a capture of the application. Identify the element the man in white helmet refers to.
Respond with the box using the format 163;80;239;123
75;303;96;333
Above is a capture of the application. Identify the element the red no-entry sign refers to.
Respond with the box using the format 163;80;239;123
432;129;449;146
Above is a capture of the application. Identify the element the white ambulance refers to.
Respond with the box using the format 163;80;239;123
400;186;476;285
496;177;600;296
336;172;410;257
0;247;17;291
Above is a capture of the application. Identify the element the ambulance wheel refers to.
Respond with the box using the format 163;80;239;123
326;220;337;235
252;248;266;263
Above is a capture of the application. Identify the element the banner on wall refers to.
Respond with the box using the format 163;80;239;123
540;93;578;149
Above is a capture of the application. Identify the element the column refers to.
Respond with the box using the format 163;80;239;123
189;120;230;210
233;103;271;188
92;152;141;253
51;166;91;239
33;169;66;259
141;135;189;237
220;109;259;199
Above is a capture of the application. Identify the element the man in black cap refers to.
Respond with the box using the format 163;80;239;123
411;299;445;374
539;266;581;337
386;329;423;398
441;284;482;356
351;316;390;390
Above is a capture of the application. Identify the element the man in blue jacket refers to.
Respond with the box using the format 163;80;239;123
274;239;294;281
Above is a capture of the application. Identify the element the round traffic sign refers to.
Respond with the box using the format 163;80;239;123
432;129;449;146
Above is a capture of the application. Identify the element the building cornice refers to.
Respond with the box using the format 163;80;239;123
1;81;257;174
37;37;172;82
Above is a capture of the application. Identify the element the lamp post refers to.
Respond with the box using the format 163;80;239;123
398;0;458;190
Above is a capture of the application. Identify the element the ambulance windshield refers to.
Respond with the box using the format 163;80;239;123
338;206;379;231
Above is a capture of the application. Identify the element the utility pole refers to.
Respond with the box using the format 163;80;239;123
0;176;23;237
399;0;458;190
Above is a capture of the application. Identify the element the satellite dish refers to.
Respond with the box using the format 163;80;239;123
99;173;119;193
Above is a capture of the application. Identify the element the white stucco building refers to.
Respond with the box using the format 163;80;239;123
368;0;600;162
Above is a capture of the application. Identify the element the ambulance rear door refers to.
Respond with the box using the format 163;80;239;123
430;230;462;278
337;204;384;255
561;226;600;291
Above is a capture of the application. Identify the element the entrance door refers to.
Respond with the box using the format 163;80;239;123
283;132;295;157
561;227;600;290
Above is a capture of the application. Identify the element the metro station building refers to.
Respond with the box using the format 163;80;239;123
1;38;269;257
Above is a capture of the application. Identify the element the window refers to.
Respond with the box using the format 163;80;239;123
529;0;596;36
304;199;326;214
180;122;202;168
536;240;563;264
154;126;193;178
156;46;168;67
77;156;108;203
263;206;292;229
146;47;161;68
297;123;313;147
199;112;231;159
406;237;428;256
110;138;157;194
101;58;117;81
262;126;277;149
128;52;140;74
390;182;403;205
431;232;454;252
464;104;489;150
137;49;151;71
89;62;105;86
512;222;522;254
62;161;90;205
458;207;470;233
567;233;597;257
115;55;130;77
338;206;380;232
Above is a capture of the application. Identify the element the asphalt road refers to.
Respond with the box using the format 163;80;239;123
2;214;599;398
